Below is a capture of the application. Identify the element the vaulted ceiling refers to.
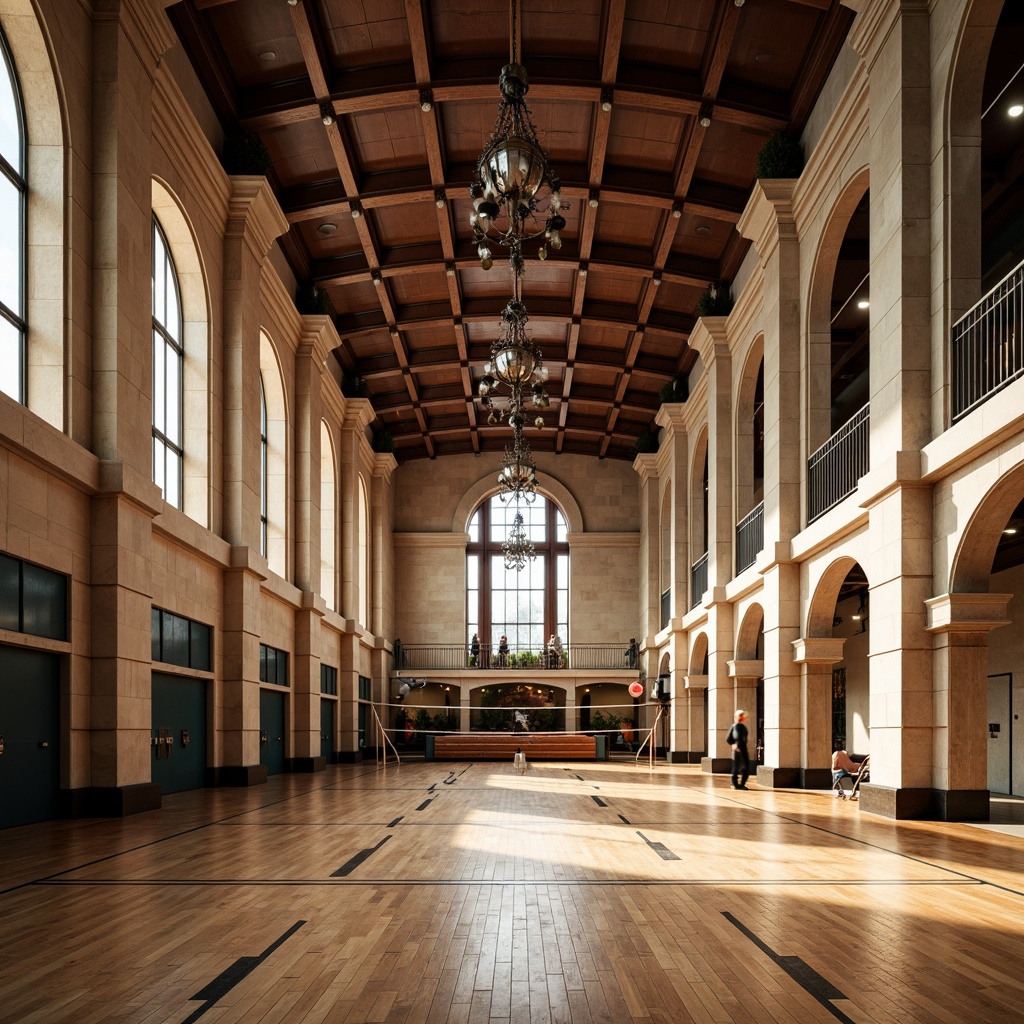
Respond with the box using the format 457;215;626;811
170;0;854;462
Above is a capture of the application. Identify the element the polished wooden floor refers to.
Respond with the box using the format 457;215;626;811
3;760;1024;1024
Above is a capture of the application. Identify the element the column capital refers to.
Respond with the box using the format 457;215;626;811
737;179;797;267
727;660;764;680
791;636;846;665
94;0;177;74
372;452;398;481
632;451;659;484
298;315;340;373
342;397;376;433
689;316;730;369
682;674;708;690
844;0;928;68
925;593;1012;634
226;176;289;262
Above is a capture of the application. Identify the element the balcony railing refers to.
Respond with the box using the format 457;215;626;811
735;500;764;575
690;552;708;610
951;258;1024;422
394;642;637;672
661;588;671;630
807;403;869;523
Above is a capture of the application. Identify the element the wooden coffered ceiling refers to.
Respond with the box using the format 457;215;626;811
170;0;854;462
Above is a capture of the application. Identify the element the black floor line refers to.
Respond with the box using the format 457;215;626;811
443;776;457;785
416;798;433;811
427;783;437;792
181;920;305;1023
618;814;631;824
331;835;392;877
591;796;608;807
724;912;855;1023
636;830;681;861
387;816;404;828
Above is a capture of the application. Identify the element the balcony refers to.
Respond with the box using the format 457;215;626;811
735;501;764;575
952;258;1024;422
394;642;635;672
807;403;869;523
690;552;708;610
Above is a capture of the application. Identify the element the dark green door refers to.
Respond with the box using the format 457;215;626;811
151;673;207;795
0;646;60;829
260;688;286;775
320;698;335;764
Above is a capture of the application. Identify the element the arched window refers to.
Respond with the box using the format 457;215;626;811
466;495;569;656
152;217;183;507
320;420;336;608
357;476;369;627
0;28;27;404
259;374;268;557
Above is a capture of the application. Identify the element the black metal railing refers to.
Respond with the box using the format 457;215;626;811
807;403;869;523
393;642;637;672
661;588;671;630
735;500;764;575
951;258;1024;422
690;552;708;610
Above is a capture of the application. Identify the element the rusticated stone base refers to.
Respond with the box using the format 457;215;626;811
65;783;162;818
701;756;732;774
860;784;990;821
755;766;801;788
213;764;268;787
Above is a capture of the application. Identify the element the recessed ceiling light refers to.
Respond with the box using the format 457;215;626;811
1004;527;1018;535
754;52;775;63
857;299;869;309
258;50;277;62
1009;104;1024;118
317;223;337;237
695;225;711;236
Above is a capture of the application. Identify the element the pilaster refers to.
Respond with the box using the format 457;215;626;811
290;593;327;771
633;452;660;642
700;594;735;773
792;636;846;789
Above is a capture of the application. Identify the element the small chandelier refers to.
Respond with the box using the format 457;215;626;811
478;295;550;428
502;509;536;571
469;0;564;273
497;424;537;503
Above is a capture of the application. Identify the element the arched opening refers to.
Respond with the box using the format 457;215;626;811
660;485;672;628
735;604;764;762
689;430;709;608
735;341;765;574
466;493;569;663
153;180;211;526
357;475;370;628
320;420;336;609
259;331;288;577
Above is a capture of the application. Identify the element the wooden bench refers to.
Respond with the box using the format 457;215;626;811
431;734;597;761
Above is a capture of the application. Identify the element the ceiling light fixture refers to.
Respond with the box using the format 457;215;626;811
350;200;362;219
698;102;713;128
502;507;536;570
320;103;334;126
445;261;456;277
671;199;683;219
434;189;446;209
286;0;298;6
600;88;613;113
588;189;600;208
419;88;433;112
317;222;337;237
857;299;869;309
258;50;277;62
1009;103;1024;118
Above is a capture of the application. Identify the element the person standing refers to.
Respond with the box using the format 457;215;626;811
727;709;750;790
469;632;480;666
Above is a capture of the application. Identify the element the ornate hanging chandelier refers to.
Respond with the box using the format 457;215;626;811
502;508;536;571
497;424;538;503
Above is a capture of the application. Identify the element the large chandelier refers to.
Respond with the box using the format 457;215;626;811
502;508;536;571
497;425;538;503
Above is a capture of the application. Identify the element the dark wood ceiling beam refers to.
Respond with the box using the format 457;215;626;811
788;6;855;128
167;2;238;128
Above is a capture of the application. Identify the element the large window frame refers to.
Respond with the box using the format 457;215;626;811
259;374;268;557
152;217;184;508
0;27;27;405
466;494;569;653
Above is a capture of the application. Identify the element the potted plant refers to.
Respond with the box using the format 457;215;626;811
222;131;273;176
342;375;372;399
296;283;332;316
755;133;803;179
372;429;394;453
659;375;688;404
633;430;658;455
695;281;733;317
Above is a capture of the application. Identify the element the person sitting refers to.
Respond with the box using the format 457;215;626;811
831;748;865;795
496;634;510;666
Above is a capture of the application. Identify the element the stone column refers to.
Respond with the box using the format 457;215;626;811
916;593;1011;821
339;399;374;621
701;596;735;773
792;637;846;789
656;405;690;627
291;595;326;771
85;2;175;816
677;674;708;763
370;453;397;640
737;180;803;788
728;659;763;763
634;453;661;643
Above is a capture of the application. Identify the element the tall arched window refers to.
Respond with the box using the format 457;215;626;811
0;28;27;404
466;495;568;655
259;374;268;557
152;217;183;507
320;420;336;608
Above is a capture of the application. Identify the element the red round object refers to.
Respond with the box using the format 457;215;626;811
628;681;644;699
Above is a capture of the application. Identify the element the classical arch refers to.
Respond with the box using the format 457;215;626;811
2;2;66;429
735;335;765;522
153;178;211;527
320;419;337;608
451;469;582;534
735;603;764;661
259;330;289;577
688;631;709;675
805;167;870;456
950;461;1024;593
806;555;862;638
689;425;709;607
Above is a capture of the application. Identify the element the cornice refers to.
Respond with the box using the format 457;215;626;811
298;315;339;374
342;397;376;432
689;315;730;370
727;659;764;679
92;0;177;74
226;176;290;261
925;593;1013;634
393;532;471;548
372;452;397;480
737;179;798;267
845;0;928;69
632;451;659;485
791;637;846;664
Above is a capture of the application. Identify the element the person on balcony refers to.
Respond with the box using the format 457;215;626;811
497;635;510;666
547;634;564;668
625;638;638;668
469;633;480;667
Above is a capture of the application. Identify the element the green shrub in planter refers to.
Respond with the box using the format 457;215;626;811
633;430;658;455
695;282;733;317
755;133;804;179
296;284;332;315
222;132;273;176
659;376;688;404
372;429;394;453
342;375;372;399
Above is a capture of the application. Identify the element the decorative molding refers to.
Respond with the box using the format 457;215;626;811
727;659;764;679
791;636;846;664
226;176;290;262
393;532;471;549
737;179;798;267
925;593;1013;634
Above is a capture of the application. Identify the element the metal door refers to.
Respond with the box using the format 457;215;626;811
151;673;207;795
260;688;286;775
320;697;335;764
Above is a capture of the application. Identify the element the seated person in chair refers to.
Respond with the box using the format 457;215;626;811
831;747;865;795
